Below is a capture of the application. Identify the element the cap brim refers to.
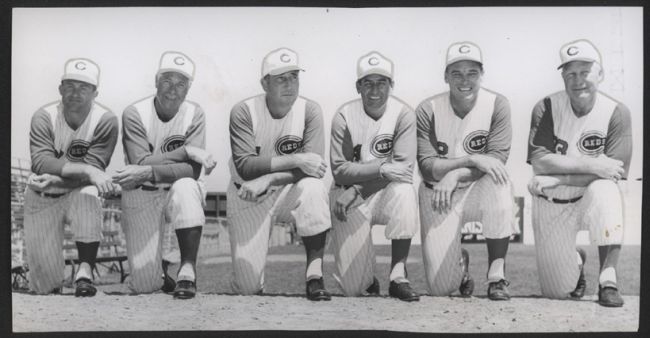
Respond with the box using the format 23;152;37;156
157;69;193;81
357;70;393;81
61;74;98;87
446;57;483;67
266;66;304;77
557;58;598;70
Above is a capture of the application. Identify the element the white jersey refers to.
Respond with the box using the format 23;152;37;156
426;88;496;186
131;95;202;187
42;102;110;193
229;95;307;183
548;91;617;159
338;96;404;162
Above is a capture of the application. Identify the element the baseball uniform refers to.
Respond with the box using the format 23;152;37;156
527;90;632;299
25;100;118;294
416;87;516;296
121;95;207;293
329;95;419;296
228;94;331;295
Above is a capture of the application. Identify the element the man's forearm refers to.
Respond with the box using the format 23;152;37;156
431;156;473;181
60;162;102;181
531;154;595;175
449;167;485;183
261;170;307;187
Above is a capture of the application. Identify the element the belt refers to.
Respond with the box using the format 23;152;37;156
424;182;434;189
34;191;66;198
537;194;583;204
335;184;352;189
138;185;170;192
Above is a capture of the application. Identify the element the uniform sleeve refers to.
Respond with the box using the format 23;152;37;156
83;112;119;170
301;101;325;157
527;98;556;164
485;94;512;163
29;108;67;175
330;111;382;185
230;102;273;180
416;100;438;182
605;103;633;177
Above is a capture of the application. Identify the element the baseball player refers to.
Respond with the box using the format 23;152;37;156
416;42;516;300
24;58;119;296
228;47;332;301
329;51;420;302
114;51;214;299
527;39;632;307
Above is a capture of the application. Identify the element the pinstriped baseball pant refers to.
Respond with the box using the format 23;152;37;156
227;177;331;295
121;178;206;294
330;182;419;296
532;179;624;299
419;176;515;296
23;186;102;294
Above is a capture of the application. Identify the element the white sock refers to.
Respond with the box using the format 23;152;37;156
306;258;323;281
576;251;584;266
487;258;505;283
599;267;617;288
390;262;407;282
177;262;195;282
75;262;93;282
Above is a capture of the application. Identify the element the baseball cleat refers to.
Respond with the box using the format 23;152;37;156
74;278;97;297
173;280;197;299
389;281;420;302
306;277;331;301
365;277;380;296
570;248;587;299
487;279;511;301
161;272;176;294
598;285;624;307
458;248;474;297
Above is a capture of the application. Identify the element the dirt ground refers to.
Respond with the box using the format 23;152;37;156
12;244;641;333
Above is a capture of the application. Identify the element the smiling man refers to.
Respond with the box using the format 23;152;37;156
416;42;516;300
227;47;332;301
116;51;214;299
329;51;420;302
527;39;632;307
24;58;119;296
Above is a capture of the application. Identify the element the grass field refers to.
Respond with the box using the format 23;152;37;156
191;242;641;297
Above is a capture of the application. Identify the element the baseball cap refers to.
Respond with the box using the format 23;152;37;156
158;51;195;81
557;39;602;69
62;58;100;87
446;41;483;67
261;47;303;78
357;51;393;80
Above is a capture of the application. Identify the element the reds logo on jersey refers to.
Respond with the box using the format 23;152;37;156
161;135;185;153
462;130;489;154
436;141;449;158
275;135;303;155
370;134;394;158
578;131;606;156
66;140;90;161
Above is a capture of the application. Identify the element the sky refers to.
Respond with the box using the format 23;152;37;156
11;7;644;243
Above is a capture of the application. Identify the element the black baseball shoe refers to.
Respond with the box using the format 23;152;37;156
487;279;511;301
570;248;587;299
74;278;97;297
598;285;624;307
389;280;420;302
306;277;331;301
173;280;197;299
365;276;380;296
458;248;474;297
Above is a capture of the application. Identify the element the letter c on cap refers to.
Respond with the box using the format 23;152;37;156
75;62;86;70
174;57;185;65
368;57;380;66
459;45;470;54
280;53;291;63
567;46;579;56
